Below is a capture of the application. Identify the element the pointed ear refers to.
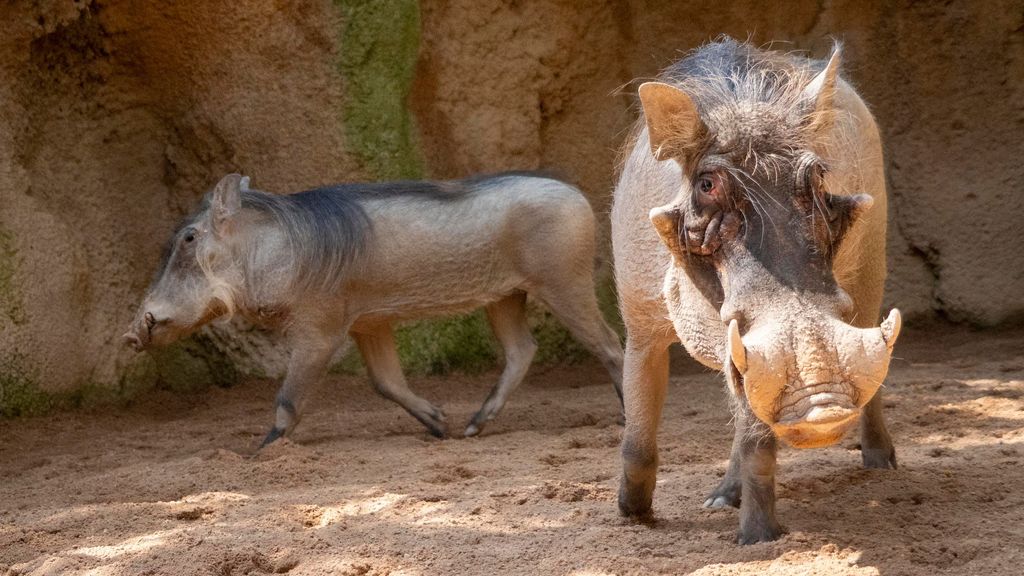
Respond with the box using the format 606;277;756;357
211;173;244;234
638;82;707;164
801;47;842;137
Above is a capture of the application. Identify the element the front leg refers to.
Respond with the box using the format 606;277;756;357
618;336;671;517
736;409;784;545
704;418;743;508
261;324;344;448
860;390;897;469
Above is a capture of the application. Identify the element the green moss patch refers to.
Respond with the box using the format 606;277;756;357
0;365;51;418
336;0;424;180
141;333;239;393
395;311;498;375
326;1;621;376
0;332;241;418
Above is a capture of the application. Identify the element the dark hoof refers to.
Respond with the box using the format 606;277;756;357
618;484;653;518
412;407;448;439
615;411;626;426
862;447;898;470
703;477;741;509
737;522;785;545
259;426;286;449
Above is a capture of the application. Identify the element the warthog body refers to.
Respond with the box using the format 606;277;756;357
612;40;901;543
124;172;624;444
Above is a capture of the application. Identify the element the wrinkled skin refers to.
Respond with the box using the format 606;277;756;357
611;40;901;544
125;173;624;445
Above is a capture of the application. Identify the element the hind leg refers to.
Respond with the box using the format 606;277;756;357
534;282;624;410
353;324;448;438
464;292;537;437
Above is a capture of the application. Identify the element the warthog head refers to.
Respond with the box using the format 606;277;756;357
641;47;901;448
123;174;251;351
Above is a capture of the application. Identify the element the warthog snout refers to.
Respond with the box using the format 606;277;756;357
122;311;158;351
122;302;190;352
726;309;901;448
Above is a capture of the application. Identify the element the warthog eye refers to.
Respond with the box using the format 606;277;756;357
697;174;715;195
183;230;196;243
695;171;725;206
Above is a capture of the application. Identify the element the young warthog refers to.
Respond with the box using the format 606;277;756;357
612;39;902;543
124;172;623;444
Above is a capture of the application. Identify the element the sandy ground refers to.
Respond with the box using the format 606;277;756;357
2;325;1023;575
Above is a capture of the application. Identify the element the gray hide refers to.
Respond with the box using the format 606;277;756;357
124;172;624;443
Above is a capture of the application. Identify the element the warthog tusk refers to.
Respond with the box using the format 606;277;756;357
728;319;747;373
880;308;902;347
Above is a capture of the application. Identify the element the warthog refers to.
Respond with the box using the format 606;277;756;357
611;39;902;543
124;172;624;445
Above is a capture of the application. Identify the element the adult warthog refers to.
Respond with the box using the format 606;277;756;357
124;172;623;445
612;39;902;543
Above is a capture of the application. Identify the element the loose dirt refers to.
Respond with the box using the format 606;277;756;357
2;326;1023;575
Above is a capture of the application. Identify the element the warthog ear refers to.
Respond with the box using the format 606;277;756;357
638;82;707;164
212;173;244;235
801;46;842;138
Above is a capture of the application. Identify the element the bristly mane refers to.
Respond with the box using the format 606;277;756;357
239;188;370;299
236;171;567;301
304;170;570;201
659;37;833;145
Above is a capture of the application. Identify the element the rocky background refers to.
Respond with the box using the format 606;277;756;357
1;0;1021;413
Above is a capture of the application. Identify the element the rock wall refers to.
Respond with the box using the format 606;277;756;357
0;0;358;411
413;0;1024;326
1;0;1021;411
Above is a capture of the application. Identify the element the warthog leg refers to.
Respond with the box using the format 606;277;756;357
617;336;671;517
736;410;785;544
860;390;897;469
534;284;625;412
262;325;346;448
704;420;743;509
353;325;448;438
465;292;537;437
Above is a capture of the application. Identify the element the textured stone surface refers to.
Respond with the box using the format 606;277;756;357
1;0;1021;405
412;0;1024;325
0;0;357;402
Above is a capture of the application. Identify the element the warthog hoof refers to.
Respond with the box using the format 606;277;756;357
464;407;496;437
737;521;786;545
464;422;483;437
862;446;898;469
411;406;448;439
617;483;654;518
703;476;741;509
259;426;287;449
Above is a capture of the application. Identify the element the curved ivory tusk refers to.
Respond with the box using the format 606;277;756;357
880;308;902;347
727;319;747;373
